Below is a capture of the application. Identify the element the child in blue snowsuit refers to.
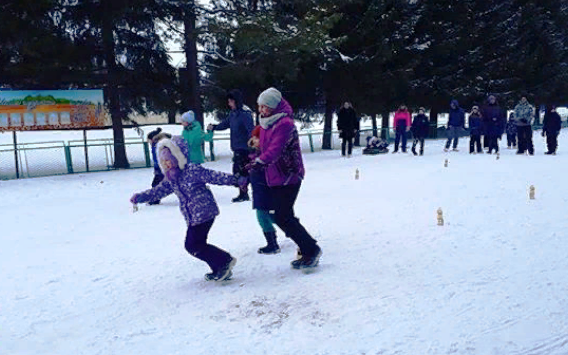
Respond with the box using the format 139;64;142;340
130;136;246;281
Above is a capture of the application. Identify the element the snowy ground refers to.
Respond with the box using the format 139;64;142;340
3;131;568;355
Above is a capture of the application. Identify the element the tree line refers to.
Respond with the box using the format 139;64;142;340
1;0;567;167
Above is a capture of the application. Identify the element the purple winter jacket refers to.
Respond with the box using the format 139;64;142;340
257;99;305;187
134;137;237;226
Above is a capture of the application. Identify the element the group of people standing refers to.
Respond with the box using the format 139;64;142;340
453;95;562;156
372;94;563;156
133;88;322;282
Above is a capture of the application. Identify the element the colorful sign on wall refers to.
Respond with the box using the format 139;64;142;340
0;90;106;131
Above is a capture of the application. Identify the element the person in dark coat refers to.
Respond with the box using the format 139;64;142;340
542;105;562;155
337;102;358;157
482;95;506;154
468;106;484;154
208;89;255;202
146;128;172;205
444;99;465;151
506;112;518;149
411;107;429;156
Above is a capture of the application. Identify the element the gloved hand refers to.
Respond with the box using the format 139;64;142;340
246;159;265;172
130;194;140;204
207;124;215;131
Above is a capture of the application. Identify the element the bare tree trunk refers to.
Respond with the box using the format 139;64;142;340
381;109;390;140
168;109;176;124
322;95;333;150
183;0;203;128
354;115;361;146
102;1;129;169
430;106;439;139
371;113;378;137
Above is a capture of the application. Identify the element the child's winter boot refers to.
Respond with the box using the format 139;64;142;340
258;232;280;254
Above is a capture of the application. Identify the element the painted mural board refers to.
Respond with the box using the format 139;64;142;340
0;90;107;131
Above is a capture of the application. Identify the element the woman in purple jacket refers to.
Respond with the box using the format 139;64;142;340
130;136;245;282
251;87;322;270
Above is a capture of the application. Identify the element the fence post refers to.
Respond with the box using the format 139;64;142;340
13;131;19;179
83;130;89;172
143;142;151;167
64;145;74;174
308;133;314;153
209;140;215;161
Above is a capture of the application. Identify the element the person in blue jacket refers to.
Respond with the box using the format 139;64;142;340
208;89;254;202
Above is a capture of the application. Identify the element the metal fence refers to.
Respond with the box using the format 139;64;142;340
0;123;554;181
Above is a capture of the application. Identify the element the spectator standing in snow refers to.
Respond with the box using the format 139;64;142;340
180;110;213;164
410;107;429;156
506;112;518;149
252;87;322;270
130;136;246;282
337;102;358;157
542;105;562;155
146;128;172;205
444;99;465;152
392;105;411;153
482;95;506;154
468;106;484;154
208;89;255;202
514;95;535;155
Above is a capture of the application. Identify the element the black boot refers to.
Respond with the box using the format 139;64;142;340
258;231;280;254
205;257;237;281
232;191;250;203
411;146;417;156
291;245;322;269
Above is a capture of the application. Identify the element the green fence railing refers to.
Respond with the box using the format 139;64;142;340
0;122;555;181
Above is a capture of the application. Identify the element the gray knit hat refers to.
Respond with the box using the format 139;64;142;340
257;87;282;109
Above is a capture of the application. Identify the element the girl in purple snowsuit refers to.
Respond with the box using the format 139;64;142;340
130;136;245;281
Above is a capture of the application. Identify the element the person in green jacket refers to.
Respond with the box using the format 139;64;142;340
180;110;213;164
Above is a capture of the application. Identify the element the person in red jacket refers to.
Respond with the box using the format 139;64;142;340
392;105;411;153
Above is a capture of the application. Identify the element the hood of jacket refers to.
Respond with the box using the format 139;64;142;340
227;89;244;110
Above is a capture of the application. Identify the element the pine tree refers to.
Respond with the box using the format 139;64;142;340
56;0;177;168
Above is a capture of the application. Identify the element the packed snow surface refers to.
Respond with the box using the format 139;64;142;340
3;131;568;355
